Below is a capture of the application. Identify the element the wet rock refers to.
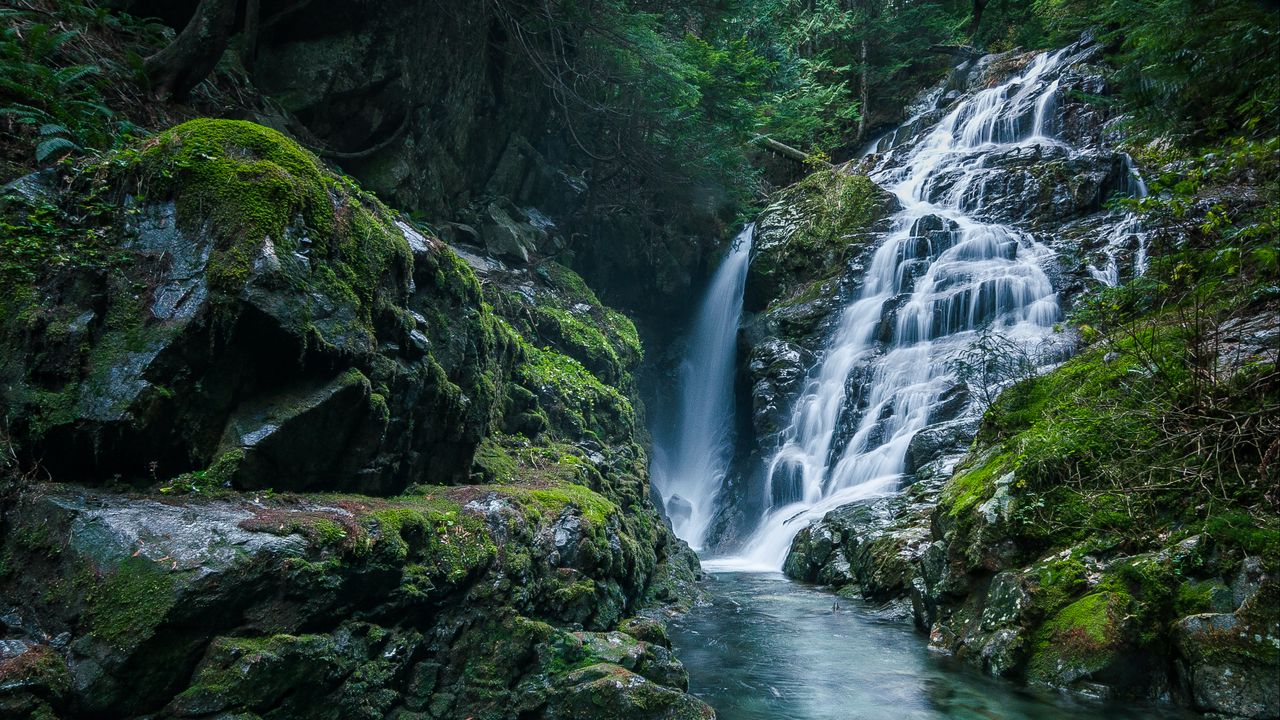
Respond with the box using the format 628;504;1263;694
783;482;940;606
617;616;672;648
217;371;383;492
1174;576;1280;719
745;337;813;441
2;121;500;494
572;630;689;690
547;663;715;719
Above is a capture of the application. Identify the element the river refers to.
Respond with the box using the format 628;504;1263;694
669;573;1195;720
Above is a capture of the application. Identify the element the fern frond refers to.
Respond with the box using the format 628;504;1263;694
35;136;79;163
52;64;101;87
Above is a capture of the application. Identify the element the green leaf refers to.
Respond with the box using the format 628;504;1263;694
35;136;79;163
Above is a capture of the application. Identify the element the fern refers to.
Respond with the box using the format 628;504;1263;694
34;136;80;163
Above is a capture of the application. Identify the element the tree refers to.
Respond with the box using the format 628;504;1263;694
143;0;238;100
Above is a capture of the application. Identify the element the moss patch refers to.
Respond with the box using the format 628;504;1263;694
85;554;177;648
1027;591;1130;684
137;119;413;332
750;169;895;306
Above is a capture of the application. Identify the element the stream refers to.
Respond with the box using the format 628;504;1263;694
669;573;1194;720
655;37;1179;720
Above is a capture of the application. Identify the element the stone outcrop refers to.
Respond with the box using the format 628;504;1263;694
0;120;711;719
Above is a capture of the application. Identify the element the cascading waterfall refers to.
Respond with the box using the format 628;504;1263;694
709;45;1133;571
651;225;754;550
1090;156;1150;286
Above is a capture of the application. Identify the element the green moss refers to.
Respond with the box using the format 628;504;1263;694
1175;580;1232;616
505;262;644;385
603;308;642;362
138;119;412;333
171;633;338;713
1028;553;1088;617
85;554;177;648
940;450;1011;519
752;169;892;304
159;448;244;495
474;436;519;482
789;170;887;249
538;262;600;305
515;342;634;442
533;305;625;379
1205;511;1280;562
1028;591;1131;683
139;119;332;293
363;496;497;584
552;578;599;606
497;482;618;527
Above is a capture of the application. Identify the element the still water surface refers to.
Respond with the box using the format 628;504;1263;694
669;573;1192;720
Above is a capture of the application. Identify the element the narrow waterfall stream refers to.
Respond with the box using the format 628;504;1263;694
651;225;754;550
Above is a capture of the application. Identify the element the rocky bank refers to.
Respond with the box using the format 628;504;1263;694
0;119;711;719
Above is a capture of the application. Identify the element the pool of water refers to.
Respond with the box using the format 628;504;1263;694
668;572;1193;720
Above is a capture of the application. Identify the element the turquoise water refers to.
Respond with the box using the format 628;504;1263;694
669;573;1193;720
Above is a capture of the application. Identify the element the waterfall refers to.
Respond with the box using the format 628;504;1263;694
1090;156;1151;287
651;225;754;550
707;45;1126;572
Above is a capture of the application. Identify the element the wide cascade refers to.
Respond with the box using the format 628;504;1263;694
652;225;754;550
712;44;1136;570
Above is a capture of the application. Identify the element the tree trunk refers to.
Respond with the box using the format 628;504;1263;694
857;38;868;143
752;136;830;167
242;0;260;73
970;0;989;37
144;0;240;101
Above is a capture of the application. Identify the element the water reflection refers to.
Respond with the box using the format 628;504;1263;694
669;573;1193;720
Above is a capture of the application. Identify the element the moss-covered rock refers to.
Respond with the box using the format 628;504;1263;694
0;117;704;719
1026;591;1132;686
0;479;698;718
0;120;504;494
745;169;899;313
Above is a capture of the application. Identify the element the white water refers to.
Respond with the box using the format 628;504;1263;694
708;48;1084;572
651;225;754;550
1089;156;1151;286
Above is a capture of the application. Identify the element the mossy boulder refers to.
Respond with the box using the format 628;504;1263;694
0;479;698;718
783;487;936;607
744;168;899;314
1026;591;1133;687
1174;577;1280;718
0;119;504;494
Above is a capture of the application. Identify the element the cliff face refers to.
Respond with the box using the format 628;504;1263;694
0;120;710;720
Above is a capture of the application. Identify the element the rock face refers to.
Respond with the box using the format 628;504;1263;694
3;119;499;495
0;486;708;720
0;120;711;719
755;39;1279;717
238;0;727;323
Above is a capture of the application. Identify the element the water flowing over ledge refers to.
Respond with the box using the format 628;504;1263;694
687;39;1149;571
651;224;754;551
